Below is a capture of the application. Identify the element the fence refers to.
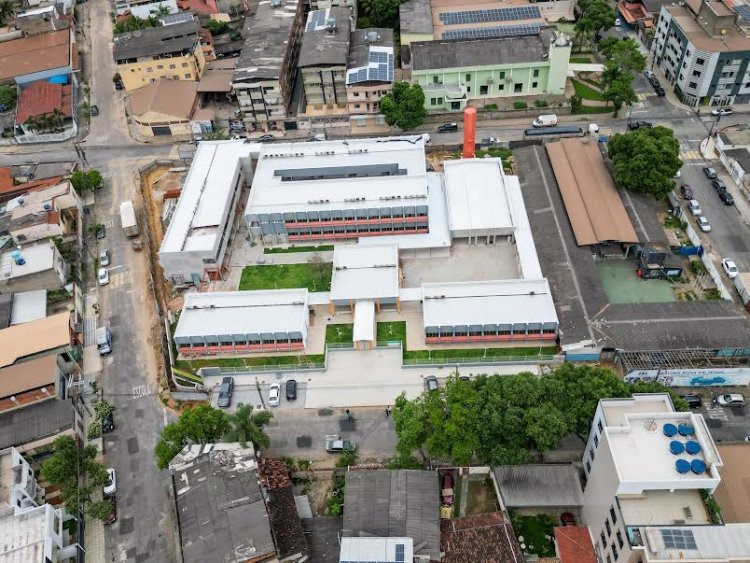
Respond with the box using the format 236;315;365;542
402;354;560;367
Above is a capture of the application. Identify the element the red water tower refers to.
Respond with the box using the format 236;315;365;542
462;106;476;158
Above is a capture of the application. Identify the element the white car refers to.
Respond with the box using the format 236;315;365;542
687;199;702;216
268;383;281;407
98;268;109;286
716;393;745;406
696;216;711;232
644;69;655;80
104;468;116;495
711;107;733;116
99;249;110;267
722;258;739;278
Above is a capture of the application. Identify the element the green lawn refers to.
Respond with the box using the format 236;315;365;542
264;245;334;254
239;263;332;292
570;56;592;63
572;105;614;115
572;79;605;101
377;321;407;344
510;513;557;557
326;324;353;344
175;355;326;371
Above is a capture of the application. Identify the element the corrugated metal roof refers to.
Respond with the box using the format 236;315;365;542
493;464;583;507
714;444;750;524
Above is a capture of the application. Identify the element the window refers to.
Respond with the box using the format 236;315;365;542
746;82;750;88
157;65;163;69
611;543;618;560
586;460;591;473
607;557;612;563
697;57;705;65
498;71;505;79
182;62;189;68
616;530;624;549
600;531;607;548
597;420;603;432
353;91;360;97
430;98;437;105
679;74;684;81
692;70;701;77
532;81;538;88
433;75;439;84
514;83;523;93
605;520;612;537
451;101;461;110
610;506;617;525
594;434;599;447
184;74;191;78
498;84;504;91
480;85;488;95
168;64;176;69
173;75;179;80
356;119;366;127
465;73;471;82
466;86;471;93
146;67;153;73
589;448;595;461
533;69;540;77
354;103;361;108
437;97;443;104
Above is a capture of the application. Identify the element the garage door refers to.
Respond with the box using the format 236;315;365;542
151;126;171;136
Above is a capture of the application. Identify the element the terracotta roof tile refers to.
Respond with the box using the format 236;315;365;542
258;457;292;490
554;526;596;563
441;512;524;563
16;81;73;125
0;29;71;82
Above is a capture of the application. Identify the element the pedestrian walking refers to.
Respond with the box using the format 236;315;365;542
385;406;391;418
345;408;352;421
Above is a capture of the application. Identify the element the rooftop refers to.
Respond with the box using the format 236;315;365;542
170;443;276;563
0;311;70;369
0;503;53;563
411;35;546;71
723;147;750;173
299;7;351;68
600;394;674;427
130;78;198;119
348;28;394;72
15;81;73;125
10;290;47;326
245;135;429;216
197;58;237;93
234;0;301;83
160;140;257;255
664;4;750;52
400;0;433;34
113;20;199;61
343;469;440;561
618;489;710;526
0;29;71;82
546;138;639;246
0;241;57;283
440;512;523;563
554;526;596;563
339;537;414;562
266;486;308;559
346;29;394;86
173;289;309;340
421;278;558;329
714;444;750;523
430;0;547;40
640;524;750;561
330;244;399;302
493;464;583;508
0;355;57;400
0;398;75;450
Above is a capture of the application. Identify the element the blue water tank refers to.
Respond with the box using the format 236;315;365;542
10;250;25;266
675;459;691;474
670;441;685;455
685;441;701;455
691;459;707;474
663;423;678;437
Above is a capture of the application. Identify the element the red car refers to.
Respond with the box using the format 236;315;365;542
104;494;117;526
441;474;455;505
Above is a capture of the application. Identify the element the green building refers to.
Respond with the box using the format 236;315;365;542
411;31;571;112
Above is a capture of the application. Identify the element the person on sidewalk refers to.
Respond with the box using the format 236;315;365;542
385;406;391;418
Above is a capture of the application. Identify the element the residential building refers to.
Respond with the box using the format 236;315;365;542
346;28;394;129
0;447;44;513
173;289;310;356
343;470;440;562
581;394;725;563
0;398;83;453
400;0;434;48
114;0;178;17
232;0;304;134
411;30;571;111
0;29;76;86
0;290;49;327
113;19;205;92
0;499;78;563
493;464;583;513
129;78;201;137
653;1;750;106
0;241;67;294
554;526;597;563
14;6;70;36
5;180;82;245
298;7;351;114
440;513;523;563
14;80;77;143
339;538;414;563
308;0;356;16
158;140;257;283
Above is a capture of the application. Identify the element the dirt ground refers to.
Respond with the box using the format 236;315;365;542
466;478;500;516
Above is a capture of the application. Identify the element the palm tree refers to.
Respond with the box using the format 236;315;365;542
224;403;272;450
49;108;65;131
0;1;13;27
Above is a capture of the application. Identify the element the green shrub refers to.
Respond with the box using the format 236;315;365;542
513;101;528;109
534;100;549;107
484;103;498;110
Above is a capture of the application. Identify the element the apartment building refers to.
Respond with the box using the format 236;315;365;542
298;7;351;114
113;19;205;92
5;180;82;245
346;28;394;128
232;0;304;134
653;0;750;106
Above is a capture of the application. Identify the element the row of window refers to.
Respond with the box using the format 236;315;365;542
428;82;538;103
425;327;557;337
431;70;540;84
127;61;191;73
286;223;428;235
350;90;390;97
178;337;304;347
600;506;625;563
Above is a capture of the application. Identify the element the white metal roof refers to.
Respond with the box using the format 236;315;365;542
339;537;414;562
421;279;558;327
10;290;47;325
0;241;54;280
245;136;428;215
353;300;375;343
641;524;750;561
174;289;308;338
505;173;543;280
160;141;260;254
330;244;399;301
444;158;513;233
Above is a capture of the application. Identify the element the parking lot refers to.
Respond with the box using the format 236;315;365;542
681;390;750;443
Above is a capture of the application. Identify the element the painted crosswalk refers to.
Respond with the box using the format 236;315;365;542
108;270;131;288
705;405;728;421
132;385;150;399
681;150;703;161
100;218;114;228
84;317;97;347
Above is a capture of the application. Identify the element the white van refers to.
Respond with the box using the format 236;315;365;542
96;326;112;355
532;114;558;128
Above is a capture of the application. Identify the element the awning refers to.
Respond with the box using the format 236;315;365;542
353;300;375;343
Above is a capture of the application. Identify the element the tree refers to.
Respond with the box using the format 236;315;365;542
40;435;111;520
0;84;17;110
224;403;272;450
206;19;229;35
94;399;115;420
608;126;682;199
380;82;428;131
602;73;639;112
598;38;645;113
154;404;230;469
574;0;615;48
70;169;103;194
0;0;12;27
368;0;401;28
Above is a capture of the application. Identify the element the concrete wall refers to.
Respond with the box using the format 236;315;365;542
118;45;205;93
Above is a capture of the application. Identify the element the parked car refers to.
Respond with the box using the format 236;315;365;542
716;393;745;407
703;166;718;179
654;84;666;96
103;494;117;526
532;114;558;128
268;383;281;406
286;379;297;401
98;268;109;286
441;474;455;505
680;394;703;408
102;412;115;433
722;258;739;278
712;179;727;191
99;249;110;267
679;184;694;199
628;120;653;130
437;122;459;133
114;81;124;91
719;190;735;205
104;468;117;495
95;224;106;239
687;199;702;216
482;137;499;144
425;376;438;392
216;376;234;408
711;107;733;116
696;215;711;232
258;134;275;141
90;105;99;116
648;75;659;87
325;435;356;453
644;69;655;80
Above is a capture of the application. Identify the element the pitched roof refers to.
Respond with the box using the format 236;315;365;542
714;444;750;524
493;464;584;508
113;20;199;61
0;355;58;399
554;526;596;563
258;457;292;490
15;81;73;124
0;29;71;82
412;35;545;70
0;398;76;450
299;7;351;68
129;79;198;119
441;512;523;563
266;485;308;559
0;312;70;369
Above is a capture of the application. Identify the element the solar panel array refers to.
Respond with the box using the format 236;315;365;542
347;50;394;84
306;9;327;32
736;4;750;22
661;529;698;550
440;6;541;25
442;23;542;39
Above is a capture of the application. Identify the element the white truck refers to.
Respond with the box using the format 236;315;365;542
532;114;558;128
96;326;112;355
734;272;750;310
120;200;138;237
